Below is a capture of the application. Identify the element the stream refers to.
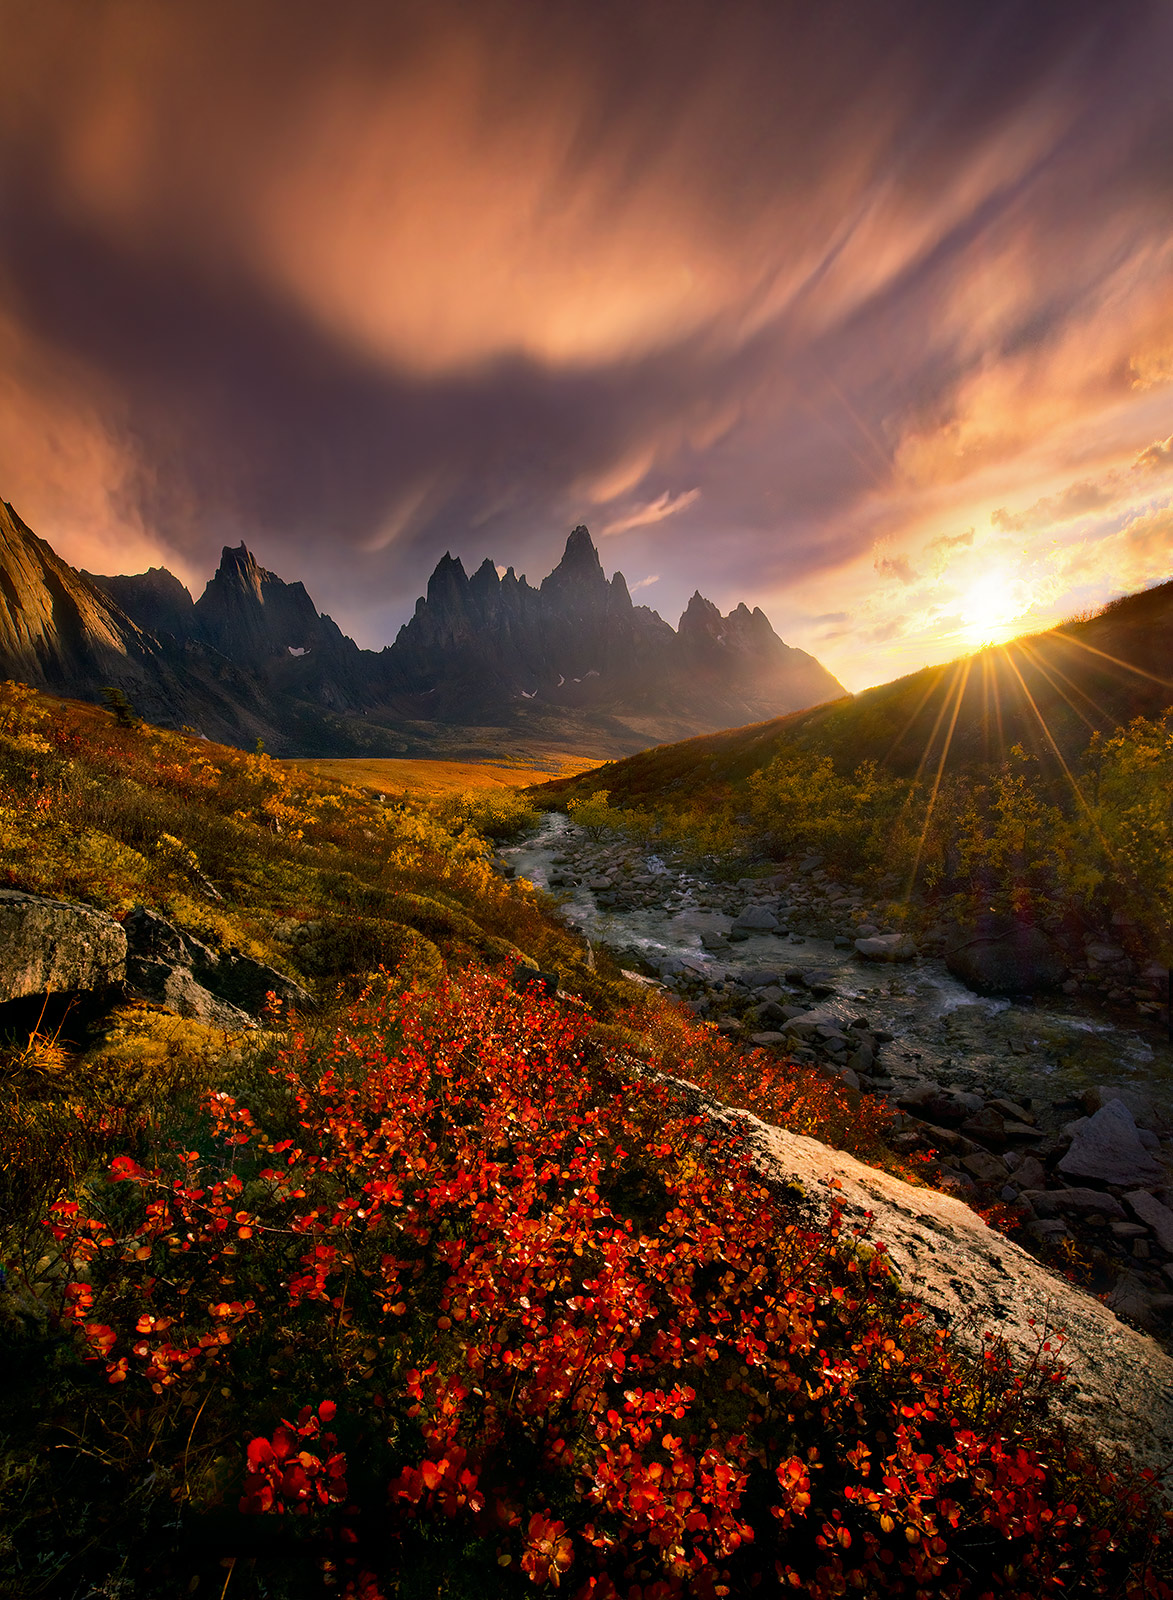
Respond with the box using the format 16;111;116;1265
501;814;1173;1125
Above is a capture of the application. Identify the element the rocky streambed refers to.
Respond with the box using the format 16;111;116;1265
500;815;1173;1340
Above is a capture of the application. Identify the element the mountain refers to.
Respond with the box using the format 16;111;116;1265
385;525;843;731
0;499;289;747
540;576;1173;808
83;565;196;642
0;504;844;756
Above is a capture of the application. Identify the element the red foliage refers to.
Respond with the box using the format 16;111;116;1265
43;973;1172;1597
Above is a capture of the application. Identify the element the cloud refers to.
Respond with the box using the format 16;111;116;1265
928;527;975;553
630;572;660;593
1135;433;1173;470
601;489;701;537
991;478;1123;534
873;550;917;585
0;0;1172;683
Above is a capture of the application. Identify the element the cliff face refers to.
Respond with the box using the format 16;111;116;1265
0;500;158;691
0;502;845;754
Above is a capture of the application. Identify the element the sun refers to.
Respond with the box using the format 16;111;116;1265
960;571;1025;646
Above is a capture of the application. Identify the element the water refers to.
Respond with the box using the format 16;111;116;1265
503;815;1173;1119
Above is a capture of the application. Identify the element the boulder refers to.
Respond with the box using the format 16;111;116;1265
1058;1098;1166;1189
962;1149;1007;1183
0;889;126;1001
944;917;1066;996
125;905;311;1029
1124;1190;1173;1255
1050;1188;1127;1221
854;933;917;963
731;905;779;934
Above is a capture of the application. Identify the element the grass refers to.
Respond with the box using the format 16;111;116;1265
289;752;600;798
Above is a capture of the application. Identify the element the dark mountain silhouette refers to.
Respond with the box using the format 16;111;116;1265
0;504;844;756
384;526;842;728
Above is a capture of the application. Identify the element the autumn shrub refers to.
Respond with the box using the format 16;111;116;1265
8;973;1169;1599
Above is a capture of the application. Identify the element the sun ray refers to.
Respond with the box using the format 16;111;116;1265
1016;638;1121;733
904;653;972;899
1015;640;1102;738
881;665;952;769
1049;630;1173;692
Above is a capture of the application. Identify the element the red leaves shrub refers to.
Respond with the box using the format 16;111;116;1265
240;1403;349;1516
43;972;1171;1597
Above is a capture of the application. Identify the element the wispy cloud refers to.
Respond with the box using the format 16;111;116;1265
630;572;660;593
601;489;701;537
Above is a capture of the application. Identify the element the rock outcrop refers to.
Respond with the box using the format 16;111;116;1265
124;905;312;1028
0;889;126;1001
725;1101;1173;1476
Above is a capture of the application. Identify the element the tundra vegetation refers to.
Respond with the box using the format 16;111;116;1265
554;716;1173;975
0;681;1169;1598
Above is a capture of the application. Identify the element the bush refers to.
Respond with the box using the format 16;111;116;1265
9;974;1168;1598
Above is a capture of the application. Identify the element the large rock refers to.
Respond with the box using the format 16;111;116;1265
730;905;779;934
1058;1098;1166;1189
706;1095;1173;1475
125;906;311;1029
0;889;126;1001
1124;1189;1173;1255
945;917;1067;996
854;933;916;962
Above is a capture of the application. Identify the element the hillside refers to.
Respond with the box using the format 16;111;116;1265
539;579;1173;810
2;681;1171;1597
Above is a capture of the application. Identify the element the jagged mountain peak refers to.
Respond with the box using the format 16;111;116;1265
543;524;605;589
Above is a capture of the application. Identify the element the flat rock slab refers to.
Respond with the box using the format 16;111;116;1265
1059;1098;1166;1188
854;934;917;962
0;888;126;1001
715;1100;1173;1477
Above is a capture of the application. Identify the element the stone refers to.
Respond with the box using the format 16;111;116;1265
1123;1190;1173;1255
0;888;126;1002
731;905;779;933
962;1149;1007;1183
988;1096;1034;1125
1058;1099;1166;1188
1089;1085;1163;1132
944;917;1067;996
126;905;312;1028
1026;1218;1069;1240
1108;1273;1161;1331
749;1031;788;1047
1050;1188;1127;1221
960;1107;1007;1144
848;1044;875;1074
854;933;917;962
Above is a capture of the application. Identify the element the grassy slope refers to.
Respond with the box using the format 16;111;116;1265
538;579;1173;810
288;752;601;798
0;681;1170;1597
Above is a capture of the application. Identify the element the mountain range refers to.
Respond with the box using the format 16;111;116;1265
0;499;843;756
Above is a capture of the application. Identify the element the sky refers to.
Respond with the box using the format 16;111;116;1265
1;0;1172;691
